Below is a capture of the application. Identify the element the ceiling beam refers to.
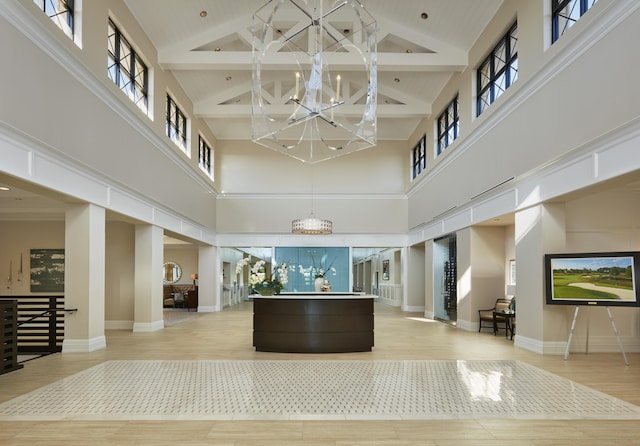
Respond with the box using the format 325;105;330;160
375;15;469;56
158;50;467;72
193;103;430;119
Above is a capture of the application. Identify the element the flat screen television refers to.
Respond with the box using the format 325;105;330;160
544;252;640;307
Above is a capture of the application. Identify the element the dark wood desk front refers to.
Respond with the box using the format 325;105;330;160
252;294;374;353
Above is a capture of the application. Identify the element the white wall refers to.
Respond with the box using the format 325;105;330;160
0;221;65;296
408;1;640;230
216;139;408;234
0;2;218;239
406;244;425;311
105;222;135;324
559;188;640;351
464;227;507;330
164;246;199;287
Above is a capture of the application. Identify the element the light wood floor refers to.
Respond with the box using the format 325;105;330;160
1;302;639;445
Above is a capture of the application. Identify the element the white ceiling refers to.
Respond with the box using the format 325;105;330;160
123;0;504;141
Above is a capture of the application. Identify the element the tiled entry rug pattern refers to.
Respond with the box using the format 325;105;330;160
1;360;639;421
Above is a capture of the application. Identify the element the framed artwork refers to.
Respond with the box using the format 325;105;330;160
382;260;389;280
30;249;65;292
544;251;639;307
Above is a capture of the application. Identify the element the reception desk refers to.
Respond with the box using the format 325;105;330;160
252;293;375;353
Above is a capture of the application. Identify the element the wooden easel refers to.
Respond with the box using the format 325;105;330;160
563;306;629;366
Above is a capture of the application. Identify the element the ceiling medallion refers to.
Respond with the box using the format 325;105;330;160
252;0;377;164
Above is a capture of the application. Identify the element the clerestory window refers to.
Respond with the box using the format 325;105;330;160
437;95;459;156
107;19;149;114
167;95;188;152
477;22;518;117
198;135;213;178
34;0;74;39
552;0;599;43
411;134;427;180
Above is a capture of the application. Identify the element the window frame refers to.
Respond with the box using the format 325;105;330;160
436;94;459;156
166;94;188;152
552;0;598;43
411;134;427;180
34;0;74;38
198;135;213;178
107;19;149;113
476;22;518;117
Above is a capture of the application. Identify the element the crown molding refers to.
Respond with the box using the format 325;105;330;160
216;193;407;200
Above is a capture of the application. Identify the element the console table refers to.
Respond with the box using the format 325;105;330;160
252;294;375;353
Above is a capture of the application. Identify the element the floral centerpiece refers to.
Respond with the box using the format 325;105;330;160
235;258;294;295
299;254;336;292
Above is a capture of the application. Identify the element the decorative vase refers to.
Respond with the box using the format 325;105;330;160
255;282;279;296
321;279;331;292
314;276;324;292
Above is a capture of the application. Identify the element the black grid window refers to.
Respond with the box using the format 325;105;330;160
34;0;74;38
411;134;427;180
198;135;212;177
477;22;518;117
108;19;149;113
437;95;459;156
167;95;188;151
552;0;598;43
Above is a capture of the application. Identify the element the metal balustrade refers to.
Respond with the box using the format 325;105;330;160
0;296;76;355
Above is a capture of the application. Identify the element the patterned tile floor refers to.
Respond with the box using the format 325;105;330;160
1;360;639;421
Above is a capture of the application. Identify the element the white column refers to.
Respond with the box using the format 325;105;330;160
62;204;106;352
424;240;434;319
133;224;164;331
515;203;566;353
198;245;219;312
405;244;426;313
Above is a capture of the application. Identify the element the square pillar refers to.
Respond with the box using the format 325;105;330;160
62;204;106;352
133;224;164;331
515;203;566;352
198;245;218;312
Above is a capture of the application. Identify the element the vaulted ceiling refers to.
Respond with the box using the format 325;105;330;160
123;0;504;141
3;1;512;220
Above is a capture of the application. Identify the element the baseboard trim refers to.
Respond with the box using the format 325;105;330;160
105;320;134;330
62;336;107;353
133;320;164;332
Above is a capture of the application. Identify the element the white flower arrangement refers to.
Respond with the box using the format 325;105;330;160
235;258;295;293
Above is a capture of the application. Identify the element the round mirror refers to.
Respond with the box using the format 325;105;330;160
163;261;182;284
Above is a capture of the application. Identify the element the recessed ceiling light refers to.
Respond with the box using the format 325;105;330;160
343;29;350;34
406;49;413;53
420;12;428;20
394;78;400;83
226;76;232;81
199;10;207;18
214;47;221;52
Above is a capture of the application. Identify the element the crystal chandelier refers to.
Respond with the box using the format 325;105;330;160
252;0;377;164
